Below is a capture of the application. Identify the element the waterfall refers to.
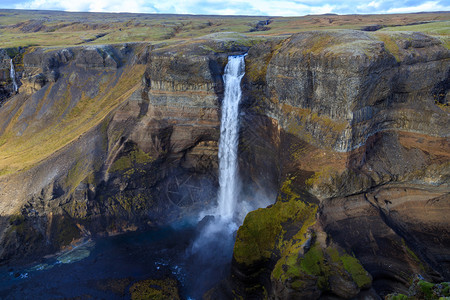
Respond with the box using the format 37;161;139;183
217;55;246;220
10;59;18;92
189;54;274;298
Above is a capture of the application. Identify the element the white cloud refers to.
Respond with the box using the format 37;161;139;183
13;0;450;15
16;0;150;13
368;1;381;8
356;0;382;12
386;1;450;13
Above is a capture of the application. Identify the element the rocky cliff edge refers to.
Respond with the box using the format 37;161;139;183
0;30;448;299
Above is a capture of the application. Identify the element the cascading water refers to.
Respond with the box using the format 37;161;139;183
10;59;18;92
186;55;247;298
217;55;246;220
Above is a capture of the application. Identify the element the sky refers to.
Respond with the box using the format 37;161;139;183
0;0;449;16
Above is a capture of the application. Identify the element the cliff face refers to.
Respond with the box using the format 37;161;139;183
233;30;449;299
0;30;448;299
0;41;239;264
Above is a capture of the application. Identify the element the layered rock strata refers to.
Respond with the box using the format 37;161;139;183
0;30;448;299
232;30;449;299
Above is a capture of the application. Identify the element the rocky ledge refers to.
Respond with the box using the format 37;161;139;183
0;30;448;299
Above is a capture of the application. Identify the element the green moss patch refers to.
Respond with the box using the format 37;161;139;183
107;192;151;215
272;241;371;294
255;177;372;296
374;32;401;61
386;278;450;300
0;62;145;177
110;146;154;173
129;278;180;300
340;254;372;288
233;177;317;266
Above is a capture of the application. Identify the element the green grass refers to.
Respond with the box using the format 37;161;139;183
0;31;105;48
0;60;146;176
380;21;450;36
0;9;448;48
380;21;450;49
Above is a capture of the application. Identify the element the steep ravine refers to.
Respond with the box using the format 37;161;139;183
0;30;448;299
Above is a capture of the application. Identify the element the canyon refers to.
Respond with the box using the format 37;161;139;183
0;10;449;299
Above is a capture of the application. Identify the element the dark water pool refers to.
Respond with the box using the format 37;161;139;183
0;219;235;299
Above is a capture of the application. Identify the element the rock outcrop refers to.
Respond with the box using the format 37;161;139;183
0;29;448;299
232;30;449;299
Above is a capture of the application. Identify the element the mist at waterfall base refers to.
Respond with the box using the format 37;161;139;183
0;55;274;299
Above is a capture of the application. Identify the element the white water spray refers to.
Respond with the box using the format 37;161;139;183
10;59;18;92
216;55;246;220
188;54;275;298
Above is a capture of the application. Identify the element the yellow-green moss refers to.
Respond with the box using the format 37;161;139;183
129;278;180;300
0;63;145;176
340;254;372;288
272;241;371;293
302;34;335;55
386;279;450;300
418;280;435;300
110;147;154;173
305;166;335;187
375;33;401;62
245;41;281;84
107;192;151;215
386;294;409;300
273;243;328;290
280;104;346;148
301;243;325;275
401;239;425;268
65;158;88;189
233;176;317;266
6;213;44;246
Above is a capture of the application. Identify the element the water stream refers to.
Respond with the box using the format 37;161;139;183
10;59;18;92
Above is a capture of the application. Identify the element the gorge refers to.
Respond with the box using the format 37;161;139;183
0;10;449;300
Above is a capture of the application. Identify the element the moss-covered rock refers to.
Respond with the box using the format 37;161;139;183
129;278;180;300
232;176;371;299
271;241;371;299
386;277;450;300
109;145;154;173
233;177;317;266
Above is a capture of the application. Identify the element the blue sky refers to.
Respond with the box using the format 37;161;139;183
0;0;449;16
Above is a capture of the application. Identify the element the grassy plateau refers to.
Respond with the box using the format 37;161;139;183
0;9;448;48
